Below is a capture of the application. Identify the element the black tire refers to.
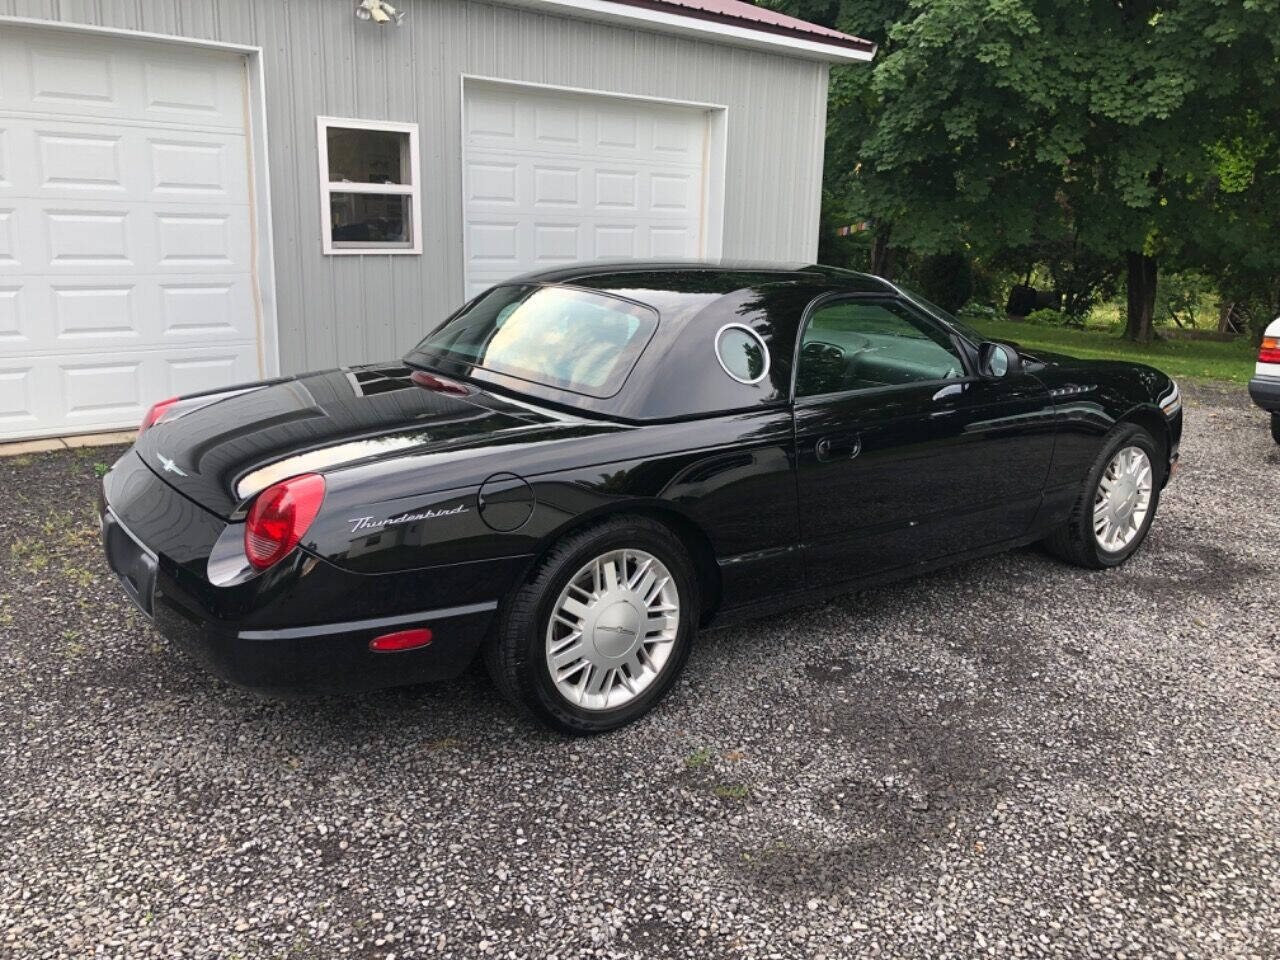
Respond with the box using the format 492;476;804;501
483;516;700;734
1043;423;1163;569
1271;413;1280;445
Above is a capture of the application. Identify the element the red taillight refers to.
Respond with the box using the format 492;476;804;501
244;473;326;570
369;628;433;652
1259;337;1280;365
139;396;179;435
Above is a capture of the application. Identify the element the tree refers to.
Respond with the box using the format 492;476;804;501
768;0;1280;341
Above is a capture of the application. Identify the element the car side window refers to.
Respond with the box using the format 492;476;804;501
796;299;966;398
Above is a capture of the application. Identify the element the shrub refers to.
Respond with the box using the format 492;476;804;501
1024;308;1066;326
958;302;998;321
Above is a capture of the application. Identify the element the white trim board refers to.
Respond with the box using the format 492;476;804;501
495;0;876;63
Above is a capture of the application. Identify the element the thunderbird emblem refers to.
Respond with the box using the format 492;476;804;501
156;453;187;477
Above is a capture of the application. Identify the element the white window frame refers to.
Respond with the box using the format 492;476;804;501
316;115;422;255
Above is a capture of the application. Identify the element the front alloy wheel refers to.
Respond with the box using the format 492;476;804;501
1043;423;1162;569
1092;445;1153;553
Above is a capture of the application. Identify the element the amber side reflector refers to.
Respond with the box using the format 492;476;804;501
369;628;433;652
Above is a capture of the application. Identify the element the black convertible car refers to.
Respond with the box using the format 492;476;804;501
101;262;1182;732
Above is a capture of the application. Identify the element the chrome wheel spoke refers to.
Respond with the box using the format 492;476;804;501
1092;445;1154;553
544;547;681;713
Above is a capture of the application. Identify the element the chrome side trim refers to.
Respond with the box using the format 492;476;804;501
237;600;498;641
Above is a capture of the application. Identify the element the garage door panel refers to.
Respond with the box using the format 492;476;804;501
159;278;256;340
26;42;118;111
0;197;251;276
0;275;255;354
150;135;245;199
0;207;15;265
649;225;698;258
0;26;259;439
0;118;249;205
44;207;132;268
466;87;706;164
650;172;699;214
593;224;637;259
534;102;580;146
532;166;578;208
163;352;255;396
468;219;521;266
155;210;248;269
0;346;259;440
532;222;582;264
37;130;125;193
51;283;138;342
0;30;246;131
467;149;702;221
0;284;20;343
0;365;36;430
60;359;144;420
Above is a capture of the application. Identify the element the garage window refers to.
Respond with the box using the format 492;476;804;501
317;117;422;255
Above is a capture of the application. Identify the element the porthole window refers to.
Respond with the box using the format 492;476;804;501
715;323;770;385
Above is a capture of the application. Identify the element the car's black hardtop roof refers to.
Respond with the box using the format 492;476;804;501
414;261;914;422
505;259;895;298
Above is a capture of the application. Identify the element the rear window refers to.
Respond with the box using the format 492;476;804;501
409;284;658;398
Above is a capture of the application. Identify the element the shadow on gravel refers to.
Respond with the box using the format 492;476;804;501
1127;541;1264;599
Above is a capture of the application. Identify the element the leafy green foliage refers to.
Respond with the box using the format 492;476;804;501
1024;308;1065;327
766;0;1280;342
917;252;974;313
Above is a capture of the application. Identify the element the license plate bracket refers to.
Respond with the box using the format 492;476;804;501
102;510;157;618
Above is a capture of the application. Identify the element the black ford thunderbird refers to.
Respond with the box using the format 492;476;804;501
100;262;1182;732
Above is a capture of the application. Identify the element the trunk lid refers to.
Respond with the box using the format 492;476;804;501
134;363;558;517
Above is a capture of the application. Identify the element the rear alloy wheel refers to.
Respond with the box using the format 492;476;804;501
1044;423;1162;569
485;517;698;734
545;549;681;712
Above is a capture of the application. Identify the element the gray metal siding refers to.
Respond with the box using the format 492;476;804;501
1;0;829;373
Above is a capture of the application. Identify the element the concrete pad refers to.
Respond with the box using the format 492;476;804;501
0;438;67;457
62;431;137;449
0;431;136;457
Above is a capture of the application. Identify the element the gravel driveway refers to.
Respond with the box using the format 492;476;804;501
1;383;1277;960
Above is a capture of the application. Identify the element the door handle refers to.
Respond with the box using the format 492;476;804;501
816;433;861;462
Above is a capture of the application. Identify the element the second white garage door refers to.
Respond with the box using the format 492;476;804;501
0;26;262;441
462;82;717;298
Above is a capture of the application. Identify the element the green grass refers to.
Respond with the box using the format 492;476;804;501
684;747;713;770
968;317;1256;384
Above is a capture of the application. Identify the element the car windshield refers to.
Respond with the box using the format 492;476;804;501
407;284;659;398
896;285;985;343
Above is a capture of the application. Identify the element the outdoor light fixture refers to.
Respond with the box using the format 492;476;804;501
355;0;406;25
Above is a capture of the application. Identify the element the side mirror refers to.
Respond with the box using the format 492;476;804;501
978;341;1021;379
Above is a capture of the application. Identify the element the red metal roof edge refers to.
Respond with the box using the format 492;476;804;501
608;0;875;53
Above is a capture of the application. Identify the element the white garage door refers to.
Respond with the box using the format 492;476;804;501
463;83;712;298
0;26;261;441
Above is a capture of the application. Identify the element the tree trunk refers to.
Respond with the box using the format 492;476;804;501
1124;252;1158;343
1217;301;1234;335
870;225;895;279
